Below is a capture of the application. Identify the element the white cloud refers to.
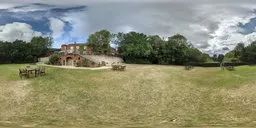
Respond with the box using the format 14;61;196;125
206;14;256;54
1;0;256;54
0;4;16;9
0;22;42;42
49;17;65;39
62;11;89;37
117;25;135;33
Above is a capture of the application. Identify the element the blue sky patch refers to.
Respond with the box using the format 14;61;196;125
238;17;256;35
0;3;87;48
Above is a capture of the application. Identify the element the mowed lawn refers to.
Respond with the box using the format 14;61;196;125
1;64;256;127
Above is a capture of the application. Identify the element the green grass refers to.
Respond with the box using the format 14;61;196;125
1;64;256;127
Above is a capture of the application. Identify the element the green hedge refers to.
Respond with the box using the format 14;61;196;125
222;62;248;66
186;62;248;67
187;62;220;67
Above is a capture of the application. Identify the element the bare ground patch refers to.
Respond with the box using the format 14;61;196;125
0;79;32;120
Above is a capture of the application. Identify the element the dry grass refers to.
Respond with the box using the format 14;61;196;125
0;64;256;127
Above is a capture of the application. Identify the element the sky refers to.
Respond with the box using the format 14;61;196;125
0;0;256;54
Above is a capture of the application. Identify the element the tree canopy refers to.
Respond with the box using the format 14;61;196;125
0;36;53;63
224;41;256;64
87;29;112;54
111;31;211;64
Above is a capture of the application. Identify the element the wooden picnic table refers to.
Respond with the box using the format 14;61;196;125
25;67;40;77
111;64;126;71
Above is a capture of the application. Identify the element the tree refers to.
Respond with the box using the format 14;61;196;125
87;29;111;54
30;36;53;58
217;54;224;62
212;54;218;62
49;54;60;65
234;43;245;59
240;41;256;63
163;34;190;64
117;32;153;63
79;44;86;54
187;48;208;63
148;35;165;64
0;36;53;64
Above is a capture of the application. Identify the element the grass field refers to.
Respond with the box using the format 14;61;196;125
1;64;256;127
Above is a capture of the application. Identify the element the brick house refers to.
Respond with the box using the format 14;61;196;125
58;43;122;67
59;43;94;67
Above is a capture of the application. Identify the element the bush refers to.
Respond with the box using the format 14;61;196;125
226;66;235;71
184;65;193;70
82;59;89;67
187;62;220;67
222;62;247;66
49;54;60;65
187;62;247;67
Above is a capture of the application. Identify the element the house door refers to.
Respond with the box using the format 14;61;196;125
66;57;73;66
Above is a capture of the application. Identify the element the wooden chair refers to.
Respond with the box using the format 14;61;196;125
120;65;126;71
19;68;28;79
39;67;46;76
35;68;40;77
112;65;117;71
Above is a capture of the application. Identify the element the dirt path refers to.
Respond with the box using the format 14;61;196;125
36;64;111;70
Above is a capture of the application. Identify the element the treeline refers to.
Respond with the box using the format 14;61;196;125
88;30;212;65
1;29;256;65
0;37;53;63
224;41;256;64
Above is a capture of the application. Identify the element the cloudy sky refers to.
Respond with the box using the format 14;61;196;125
0;0;256;54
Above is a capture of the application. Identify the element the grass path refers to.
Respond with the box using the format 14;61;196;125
0;64;256;127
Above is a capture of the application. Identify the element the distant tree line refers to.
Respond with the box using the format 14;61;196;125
224;41;256;64
1;29;256;65
88;30;212;65
0;37;53;63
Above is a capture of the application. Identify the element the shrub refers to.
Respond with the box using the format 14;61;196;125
187;62;220;67
184;65;193;70
49;54;60;65
226;66;235;71
82;59;88;67
222;62;247;66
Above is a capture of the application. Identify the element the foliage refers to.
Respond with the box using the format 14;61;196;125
79;44;86;55
217;54;225;62
240;41;256;64
188;62;220;67
87;29;111;54
113;32;211;65
225;41;256;64
49;54;60;65
82;58;89;67
0;37;53;64
117;32;153;63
